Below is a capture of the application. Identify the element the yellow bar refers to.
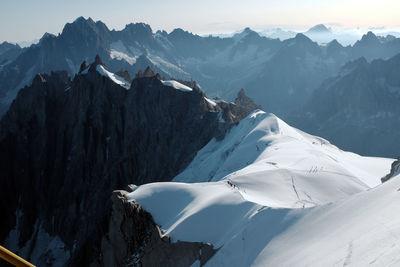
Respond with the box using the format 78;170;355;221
0;245;36;267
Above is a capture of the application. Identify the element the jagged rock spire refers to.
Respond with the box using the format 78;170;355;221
143;66;155;77
135;66;156;78
135;70;143;78
79;60;89;73
32;73;47;84
116;70;132;83
381;159;400;183
88;54;106;72
234;88;262;111
94;54;105;66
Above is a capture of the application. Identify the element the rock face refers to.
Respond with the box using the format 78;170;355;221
382;159;400;183
0;59;260;266
217;88;262;124
0;41;22;66
98;190;215;267
292;53;400;157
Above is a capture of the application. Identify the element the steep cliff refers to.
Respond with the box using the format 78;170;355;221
98;189;215;267
0;58;259;266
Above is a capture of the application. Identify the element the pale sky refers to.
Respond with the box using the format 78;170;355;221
1;0;399;43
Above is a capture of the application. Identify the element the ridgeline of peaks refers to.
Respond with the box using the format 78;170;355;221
0;16;400;155
0;55;262;266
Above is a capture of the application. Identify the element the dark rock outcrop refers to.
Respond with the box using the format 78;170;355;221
381;159;400;183
79;60;89;73
116;70;132;83
142;66;155;77
98;190;216;267
217;89;263;124
0;59;260;266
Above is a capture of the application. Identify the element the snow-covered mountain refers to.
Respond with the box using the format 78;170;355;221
175;111;390;207
2;17;400;119
126;110;395;266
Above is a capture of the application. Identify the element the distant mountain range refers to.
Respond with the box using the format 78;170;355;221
0;17;400;158
1;18;400;117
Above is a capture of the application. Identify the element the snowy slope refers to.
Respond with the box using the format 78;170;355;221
127;111;396;266
206;175;400;267
175;110;392;208
128;176;400;267
96;65;131;89
161;80;193;92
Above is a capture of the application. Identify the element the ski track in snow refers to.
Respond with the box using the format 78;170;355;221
128;110;398;267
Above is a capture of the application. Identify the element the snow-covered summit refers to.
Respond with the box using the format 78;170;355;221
174;110;391;207
126;111;397;266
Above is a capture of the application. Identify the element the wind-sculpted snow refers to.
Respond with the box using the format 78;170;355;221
206;176;400;267
127;111;396;266
175;110;392;207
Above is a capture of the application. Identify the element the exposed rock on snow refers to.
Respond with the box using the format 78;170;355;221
381;158;400;183
100;190;216;266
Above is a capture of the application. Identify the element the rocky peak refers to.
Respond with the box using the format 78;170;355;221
232;88;262;117
0;42;21;54
213;89;263;124
381;159;400;183
294;33;313;43
93;54;105;66
135;67;156;78
135;70;143;78
233;27;260;41
326;39;344;55
143;66;155;77
116;70;132;83
38;32;56;44
356;31;380;47
327;39;343;49
135;66;164;80
123;23;153;37
60;16;110;44
88;54;106;72
235;88;261;108
62;16;95;34
79;60;89;73
168;28;198;41
32;73;47;84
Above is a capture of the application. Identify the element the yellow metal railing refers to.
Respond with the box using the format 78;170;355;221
0;245;35;267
